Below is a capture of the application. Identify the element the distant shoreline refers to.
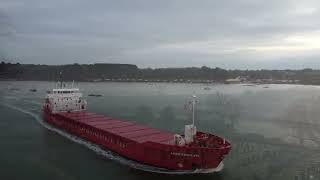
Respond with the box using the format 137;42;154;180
0;79;313;87
1;62;320;85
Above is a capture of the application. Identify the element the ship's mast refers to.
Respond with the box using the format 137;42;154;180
59;71;63;88
183;94;197;144
192;94;196;126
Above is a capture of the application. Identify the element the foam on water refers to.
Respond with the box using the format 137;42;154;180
0;101;220;174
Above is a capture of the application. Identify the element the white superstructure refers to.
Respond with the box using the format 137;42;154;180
45;87;87;114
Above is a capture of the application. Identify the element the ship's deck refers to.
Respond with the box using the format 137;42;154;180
58;111;174;144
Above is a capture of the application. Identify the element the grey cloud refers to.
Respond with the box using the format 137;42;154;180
1;0;320;68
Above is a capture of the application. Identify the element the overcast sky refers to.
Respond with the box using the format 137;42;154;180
1;0;320;69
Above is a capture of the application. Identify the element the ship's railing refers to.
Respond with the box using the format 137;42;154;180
189;132;231;150
47;92;83;98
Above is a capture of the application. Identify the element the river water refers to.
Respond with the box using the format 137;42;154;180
1;81;320;180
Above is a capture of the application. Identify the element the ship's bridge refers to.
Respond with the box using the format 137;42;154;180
46;88;87;113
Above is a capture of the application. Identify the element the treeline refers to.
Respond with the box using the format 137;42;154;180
0;62;138;81
1;61;320;84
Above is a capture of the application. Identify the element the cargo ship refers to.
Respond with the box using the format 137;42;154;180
43;83;231;173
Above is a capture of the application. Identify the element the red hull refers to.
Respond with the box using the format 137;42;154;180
43;108;231;171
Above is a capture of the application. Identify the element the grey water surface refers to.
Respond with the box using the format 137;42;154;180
1;81;320;180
